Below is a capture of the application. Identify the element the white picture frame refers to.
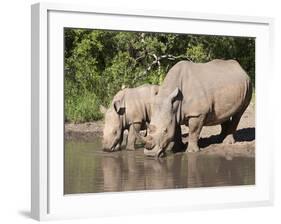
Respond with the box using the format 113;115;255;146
31;2;275;221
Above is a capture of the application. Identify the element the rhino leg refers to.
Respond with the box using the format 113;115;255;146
186;115;205;153
126;123;141;151
220;119;234;144
220;120;231;141
221;109;245;144
172;125;186;152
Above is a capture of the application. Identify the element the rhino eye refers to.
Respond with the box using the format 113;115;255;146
163;128;168;134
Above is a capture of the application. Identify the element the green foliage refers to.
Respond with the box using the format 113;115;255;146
65;91;103;123
64;28;255;123
186;43;208;62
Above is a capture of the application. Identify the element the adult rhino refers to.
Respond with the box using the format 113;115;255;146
142;59;252;157
100;84;159;151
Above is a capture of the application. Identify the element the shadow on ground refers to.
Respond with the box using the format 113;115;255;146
198;127;255;148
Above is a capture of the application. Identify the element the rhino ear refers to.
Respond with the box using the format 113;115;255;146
169;87;181;103
113;98;125;115
99;105;107;114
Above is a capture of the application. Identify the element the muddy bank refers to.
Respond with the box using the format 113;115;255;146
65;103;255;157
65;120;104;141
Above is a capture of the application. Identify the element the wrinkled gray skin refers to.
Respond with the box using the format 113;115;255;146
144;60;252;157
101;84;159;152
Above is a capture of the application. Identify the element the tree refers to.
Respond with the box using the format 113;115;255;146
64;29;255;122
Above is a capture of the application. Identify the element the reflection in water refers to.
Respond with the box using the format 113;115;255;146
64;139;255;194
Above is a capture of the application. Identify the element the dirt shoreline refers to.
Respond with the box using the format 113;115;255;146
65;120;104;141
65;103;255;157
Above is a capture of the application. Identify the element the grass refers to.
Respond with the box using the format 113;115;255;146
65;92;103;123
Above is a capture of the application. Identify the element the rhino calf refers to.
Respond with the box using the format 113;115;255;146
100;84;159;151
144;59;252;157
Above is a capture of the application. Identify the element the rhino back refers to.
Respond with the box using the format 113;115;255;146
159;60;252;125
124;85;158;124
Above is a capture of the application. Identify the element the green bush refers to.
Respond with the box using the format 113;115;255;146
64;29;255;123
65;91;103;123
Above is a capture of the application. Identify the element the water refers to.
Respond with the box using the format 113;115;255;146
64;138;255;194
